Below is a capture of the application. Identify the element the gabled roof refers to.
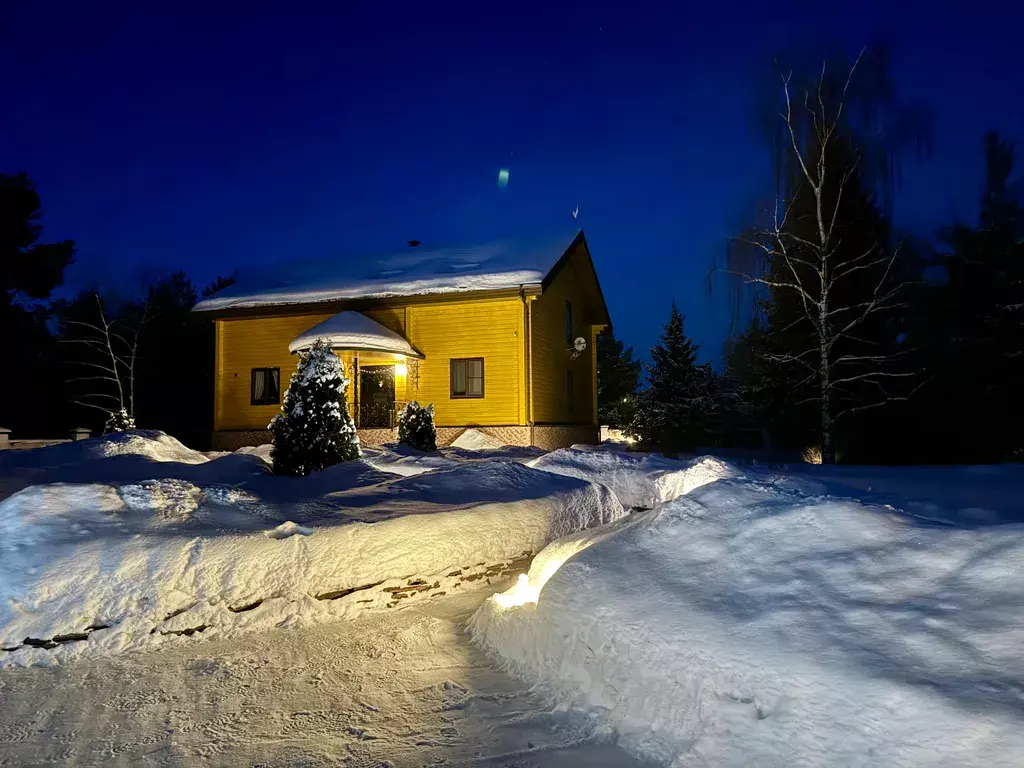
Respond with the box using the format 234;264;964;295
288;311;423;357
194;232;586;313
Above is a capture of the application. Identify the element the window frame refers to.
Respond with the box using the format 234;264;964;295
566;369;574;412
565;300;573;344
450;357;485;399
250;367;281;406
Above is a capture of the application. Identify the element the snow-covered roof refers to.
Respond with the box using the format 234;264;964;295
288;311;423;357
194;233;582;312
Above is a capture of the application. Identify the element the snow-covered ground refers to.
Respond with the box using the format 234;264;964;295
4;430;1024;766
0;434;621;667
528;447;736;508
472;461;1024;767
361;429;546;477
0;589;651;767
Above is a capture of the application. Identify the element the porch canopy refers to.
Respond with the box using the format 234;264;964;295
288;311;424;358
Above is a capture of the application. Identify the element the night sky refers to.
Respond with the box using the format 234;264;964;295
3;1;1021;363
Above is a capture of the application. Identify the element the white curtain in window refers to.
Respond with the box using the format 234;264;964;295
269;369;280;400
454;363;467;393
253;369;266;401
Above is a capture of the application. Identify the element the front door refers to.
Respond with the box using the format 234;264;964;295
359;365;396;428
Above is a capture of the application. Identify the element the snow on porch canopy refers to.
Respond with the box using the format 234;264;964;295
288;311;424;358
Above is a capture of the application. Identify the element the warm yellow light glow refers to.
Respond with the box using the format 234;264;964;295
395;362;408;377
494;573;538;609
625;435;636;445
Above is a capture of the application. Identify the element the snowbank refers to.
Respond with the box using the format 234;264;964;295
362;437;545;478
96;430;210;464
1;460;623;667
0;431;269;502
472;474;1024;767
528;448;736;508
451;428;505;451
361;445;461;477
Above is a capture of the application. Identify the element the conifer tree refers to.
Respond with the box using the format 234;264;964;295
270;339;360;476
631;303;715;454
597;329;641;428
397;401;437;451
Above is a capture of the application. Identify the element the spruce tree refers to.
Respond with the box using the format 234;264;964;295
397;401;437;451
596;329;641;428
631;303;715;455
270;339;360;476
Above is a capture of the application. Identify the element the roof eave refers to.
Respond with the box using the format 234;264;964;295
290;343;426;359
193;285;542;320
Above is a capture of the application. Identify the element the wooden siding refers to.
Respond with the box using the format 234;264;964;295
405;297;522;426
215;308;407;430
529;241;604;425
214;299;522;430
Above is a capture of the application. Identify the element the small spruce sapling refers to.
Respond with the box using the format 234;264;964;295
269;339;360;476
104;408;136;434
397;401;437;451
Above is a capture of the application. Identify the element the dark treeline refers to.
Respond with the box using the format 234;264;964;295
4;47;1020;463
600;46;1023;465
0;172;233;446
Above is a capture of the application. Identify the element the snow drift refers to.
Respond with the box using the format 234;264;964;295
528;448;735;508
1;454;623;667
472;473;1024;767
0;430;269;502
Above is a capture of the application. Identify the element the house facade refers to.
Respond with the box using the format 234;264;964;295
193;231;610;450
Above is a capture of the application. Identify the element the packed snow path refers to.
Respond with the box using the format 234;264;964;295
0;589;648;767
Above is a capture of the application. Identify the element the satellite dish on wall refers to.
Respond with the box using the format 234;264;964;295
568;336;587;359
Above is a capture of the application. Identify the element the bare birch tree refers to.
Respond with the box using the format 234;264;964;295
61;292;149;431
719;50;919;463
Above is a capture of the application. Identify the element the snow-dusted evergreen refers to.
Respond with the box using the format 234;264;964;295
397;400;437;452
269;339;360;476
103;408;136;434
631;303;715;454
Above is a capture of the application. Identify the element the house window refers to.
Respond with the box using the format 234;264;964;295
566;369;574;412
251;368;281;405
565;301;573;343
450;358;484;398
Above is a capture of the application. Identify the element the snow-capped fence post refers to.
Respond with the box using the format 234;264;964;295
0;427;10;449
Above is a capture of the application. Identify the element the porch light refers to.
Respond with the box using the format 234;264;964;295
395;362;408;377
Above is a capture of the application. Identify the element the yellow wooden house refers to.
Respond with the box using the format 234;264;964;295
193;231;611;450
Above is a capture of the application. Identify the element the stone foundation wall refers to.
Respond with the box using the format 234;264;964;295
357;428;398;447
211;423;598;452
434;425;532;447
530;425;600;451
211;430;273;451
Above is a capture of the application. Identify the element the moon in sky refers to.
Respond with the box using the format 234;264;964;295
497;168;510;187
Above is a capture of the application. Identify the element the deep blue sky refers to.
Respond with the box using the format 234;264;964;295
3;1;1022;363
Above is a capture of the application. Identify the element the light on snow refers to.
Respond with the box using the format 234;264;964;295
497;168;510;187
394;362;408;377
494;573;538;609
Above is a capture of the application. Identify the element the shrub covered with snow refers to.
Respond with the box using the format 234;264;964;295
472;473;1024;767
270;339;360;476
103;408;136;434
397;400;437;452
